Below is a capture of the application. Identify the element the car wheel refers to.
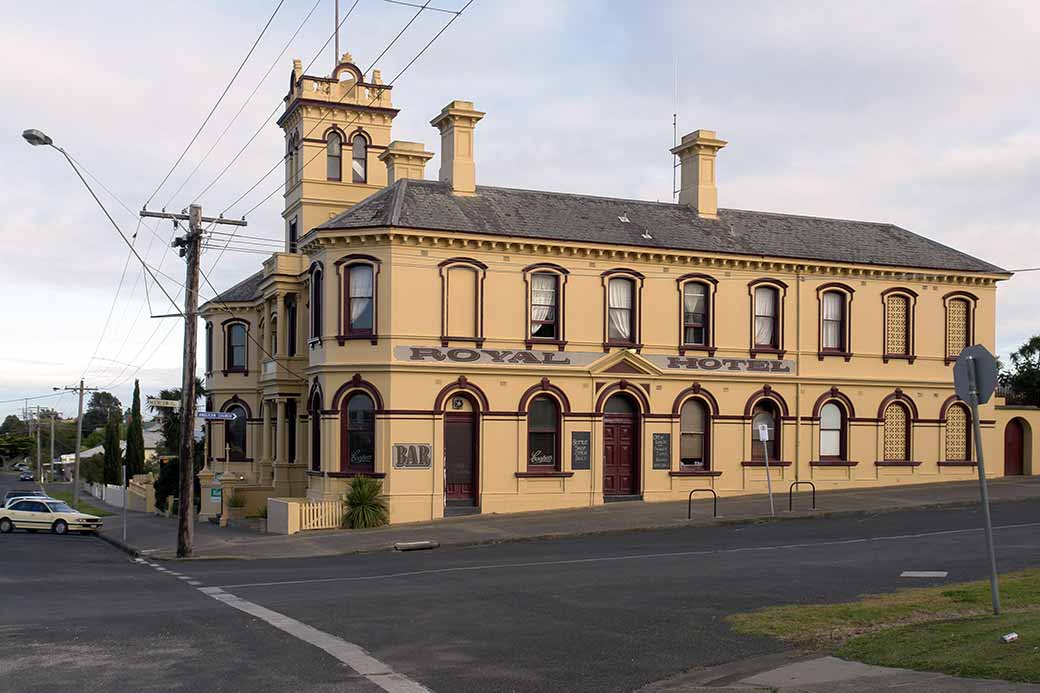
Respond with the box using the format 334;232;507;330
52;520;68;536
0;518;11;533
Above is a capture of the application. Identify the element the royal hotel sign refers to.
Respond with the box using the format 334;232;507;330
394;346;795;373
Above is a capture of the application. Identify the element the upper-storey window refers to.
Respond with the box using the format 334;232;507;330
753;286;779;349
351;134;367;184
944;292;976;363
269;313;278;355
821;292;845;351
326;131;342;181
310;264;324;340
286;296;297;357
683;282;708;346
205;322;213;373
345;264;374;334
607;277;635;343
530;273;558;340
288;218;298;254
226;323;247;372
882;289;917;362
439;258;486;346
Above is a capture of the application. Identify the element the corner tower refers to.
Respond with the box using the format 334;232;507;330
278;53;399;251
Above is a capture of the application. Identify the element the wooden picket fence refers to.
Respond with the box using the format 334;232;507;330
299;499;345;531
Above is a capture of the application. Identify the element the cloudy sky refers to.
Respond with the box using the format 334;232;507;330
2;0;1038;420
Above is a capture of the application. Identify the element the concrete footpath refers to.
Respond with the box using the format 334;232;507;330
79;475;1040;561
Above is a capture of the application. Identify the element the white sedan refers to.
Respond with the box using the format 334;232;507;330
0;498;103;535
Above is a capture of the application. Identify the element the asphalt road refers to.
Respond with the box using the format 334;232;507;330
3;471;1040;692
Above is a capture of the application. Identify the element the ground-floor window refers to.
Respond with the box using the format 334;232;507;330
527;396;560;470
225;404;247;460
945;404;970;461
342;393;375;472
680;399;708;468
751;401;779;461
883;402;910;461
819;401;845;460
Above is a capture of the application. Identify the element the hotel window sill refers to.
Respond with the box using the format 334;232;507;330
602;341;643;352
306;470;386;479
525;338;567;351
222;368;249;376
817;350;853;362
810;460;859;467
749;347;785;359
678;344;717;357
741;460;793;467
669;469;722;477
440;336;485;348
336;333;378;346
874;460;922;467
515;471;574;478
883;354;916;364
938;460;977;467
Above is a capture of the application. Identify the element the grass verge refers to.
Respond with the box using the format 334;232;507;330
44;489;114;517
728;568;1040;683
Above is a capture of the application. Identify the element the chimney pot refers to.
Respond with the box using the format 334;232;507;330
430;100;485;195
670;129;727;218
378;140;434;185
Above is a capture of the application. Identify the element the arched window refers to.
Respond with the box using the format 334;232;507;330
224;404;247;461
885;293;911;357
286;398;297;465
751;400;779;461
205;322;213;373
946;298;971;359
530;273;559;340
527;396;560;470
607;277;635;343
345;264;374;334
326;131;342;181
310;266;323;339
309;391;322;472
269;314;278;355
682;282;709;347
753;286;779;349
945;404;971;461
286;297;297;357
883;403;910;461
351;135;367;183
821;291;846;352
819;402;846;460
226;323;247;371
680;399;708;469
342;393;375;472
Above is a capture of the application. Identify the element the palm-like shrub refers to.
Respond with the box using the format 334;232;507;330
343;476;389;529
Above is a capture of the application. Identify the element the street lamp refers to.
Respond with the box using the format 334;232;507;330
22;129;54;147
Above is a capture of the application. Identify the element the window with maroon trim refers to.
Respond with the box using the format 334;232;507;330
607;277;636;344
821;291;847;352
819;401;846;460
882;290;915;360
682;282;709;347
226;323;247;372
751;401;779;460
326;131;342;181
944;296;974;362
882;403;911;461
530;273;559;340
753;286;780;349
344;264;374;335
680;398;709;469
341;392;375;472
945;404;971;461
527;396;560;471
351;134;368;184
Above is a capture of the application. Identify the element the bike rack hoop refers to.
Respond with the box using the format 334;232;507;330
687;488;718;519
788;480;816;511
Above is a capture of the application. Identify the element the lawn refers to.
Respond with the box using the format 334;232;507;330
728;569;1040;683
44;489;114;517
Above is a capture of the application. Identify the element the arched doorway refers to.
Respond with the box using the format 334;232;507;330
603;393;639;498
444;393;479;510
1005;418;1026;476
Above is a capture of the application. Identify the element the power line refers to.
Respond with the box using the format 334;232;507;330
0;392;64;405
144;0;287;207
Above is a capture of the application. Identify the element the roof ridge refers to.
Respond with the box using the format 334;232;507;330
389;178;408;226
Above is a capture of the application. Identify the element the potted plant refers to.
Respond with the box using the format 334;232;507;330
342;476;389;529
225;491;247;521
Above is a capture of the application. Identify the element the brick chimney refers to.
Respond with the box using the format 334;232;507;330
670;129;727;219
378;140;434;185
430;100;485;194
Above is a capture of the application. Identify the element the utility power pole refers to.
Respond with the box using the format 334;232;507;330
140;204;246;557
57;380;98;509
49;414;55;483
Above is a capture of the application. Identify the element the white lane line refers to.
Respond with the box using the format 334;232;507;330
175;575;193;580
901;571;948;578
200;586;431;693
187;580;202;586
214;520;1040;591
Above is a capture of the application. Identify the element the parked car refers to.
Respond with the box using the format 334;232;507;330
0;499;101;535
18;472;34;482
3;490;49;507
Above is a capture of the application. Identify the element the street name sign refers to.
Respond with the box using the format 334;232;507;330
147;398;180;409
198;411;236;421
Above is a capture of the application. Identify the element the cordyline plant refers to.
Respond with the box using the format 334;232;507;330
342;476;389;529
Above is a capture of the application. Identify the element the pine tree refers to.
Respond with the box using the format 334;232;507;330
125;380;146;484
102;410;122;485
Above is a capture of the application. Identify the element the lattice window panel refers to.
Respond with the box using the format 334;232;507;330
886;295;908;354
947;299;969;356
945;405;969;461
883;404;909;461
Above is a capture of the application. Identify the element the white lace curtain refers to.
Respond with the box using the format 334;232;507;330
608;278;632;340
349;265;373;324
754;287;776;345
531;274;556;322
822;292;843;349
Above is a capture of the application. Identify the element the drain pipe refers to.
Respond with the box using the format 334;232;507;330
794;267;803;482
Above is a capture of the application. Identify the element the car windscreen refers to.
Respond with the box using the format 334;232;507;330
46;502;74;513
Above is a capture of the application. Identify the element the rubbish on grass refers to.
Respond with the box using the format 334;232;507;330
1000;632;1019;643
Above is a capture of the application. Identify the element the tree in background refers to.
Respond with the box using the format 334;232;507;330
1000;335;1040;407
102;410;122;485
124;380;146;484
0;435;34;465
150;381;205;512
1;414;27;436
83;392;122;435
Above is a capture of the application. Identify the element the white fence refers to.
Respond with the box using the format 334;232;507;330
88;482;125;508
300;500;344;531
267;498;344;535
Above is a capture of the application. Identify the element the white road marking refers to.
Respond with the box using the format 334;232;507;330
901;571;948;578
176;575;192;580
187;580;202;586
199;586;431;693
214;520;1040;591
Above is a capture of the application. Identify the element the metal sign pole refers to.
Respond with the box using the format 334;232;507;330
967;355;1001;615
759;424;775;517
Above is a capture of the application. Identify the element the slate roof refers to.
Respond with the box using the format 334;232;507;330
209;270;264;304
317;179;1006;274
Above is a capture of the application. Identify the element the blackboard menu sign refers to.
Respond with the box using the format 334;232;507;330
571;432;591;470
652;433;671;470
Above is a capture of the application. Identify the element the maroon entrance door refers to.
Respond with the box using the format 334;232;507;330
603;415;637;496
445;413;478;504
1005;419;1025;476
